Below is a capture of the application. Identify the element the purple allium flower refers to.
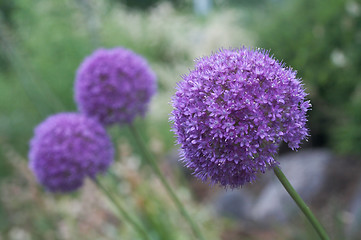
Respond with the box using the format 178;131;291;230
171;47;311;188
29;113;114;192
74;47;157;126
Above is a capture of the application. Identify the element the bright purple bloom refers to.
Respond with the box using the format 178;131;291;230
171;47;311;188
29;113;114;192
75;47;157;126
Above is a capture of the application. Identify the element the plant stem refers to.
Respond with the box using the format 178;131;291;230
93;178;151;240
273;166;330;240
128;124;206;240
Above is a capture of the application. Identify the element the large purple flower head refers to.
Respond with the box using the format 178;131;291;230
75;47;157;126
29;113;114;192
171;47;311;189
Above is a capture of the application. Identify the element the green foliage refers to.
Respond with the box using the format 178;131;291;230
0;0;179;154
0;0;99;153
120;0;163;9
254;0;361;154
219;0;267;7
0;0;17;70
110;0;187;10
0;0;16;25
0;145;13;180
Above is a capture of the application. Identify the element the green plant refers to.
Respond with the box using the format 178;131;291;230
253;0;361;154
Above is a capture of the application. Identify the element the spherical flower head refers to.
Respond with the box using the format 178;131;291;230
28;113;114;192
171;47;311;189
75;47;157;126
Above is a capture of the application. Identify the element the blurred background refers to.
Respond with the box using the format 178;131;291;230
1;0;361;239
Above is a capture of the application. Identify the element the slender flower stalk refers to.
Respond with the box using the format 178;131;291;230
128;124;206;240
93;178;151;240
274;166;330;240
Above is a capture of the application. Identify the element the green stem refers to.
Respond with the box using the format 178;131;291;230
93;178;151;240
273;166;330;240
128;124;206;240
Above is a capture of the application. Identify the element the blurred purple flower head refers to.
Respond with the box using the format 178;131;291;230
75;47;157;126
171;47;311;189
29;113;114;192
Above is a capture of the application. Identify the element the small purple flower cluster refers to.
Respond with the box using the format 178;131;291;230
171;47;311;188
29;47;156;192
29;113;113;192
75;47;157;125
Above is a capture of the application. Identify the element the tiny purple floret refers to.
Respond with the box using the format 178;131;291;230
170;47;311;188
29;113;114;192
75;47;157;126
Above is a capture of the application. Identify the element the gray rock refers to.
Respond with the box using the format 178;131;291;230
214;190;253;220
347;178;361;239
250;149;332;223
212;149;332;224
